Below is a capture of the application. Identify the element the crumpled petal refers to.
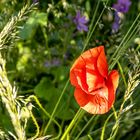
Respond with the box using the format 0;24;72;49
70;46;119;115
106;70;119;109
70;46;107;93
74;85;112;114
97;47;108;78
82;86;109;114
86;68;105;93
70;56;88;92
109;70;119;91
74;88;89;106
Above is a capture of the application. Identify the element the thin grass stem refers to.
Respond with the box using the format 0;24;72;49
70;110;85;137
82;0;109;53
28;111;40;140
75;115;95;140
112;105;118;120
60;108;83;140
27;95;62;140
110;21;139;69
41;25;51;60
43;79;69;135
87;0;101;39
117;62;127;88
109;13;140;68
100;113;114;140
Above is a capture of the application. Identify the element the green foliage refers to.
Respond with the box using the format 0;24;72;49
20;12;47;39
0;0;139;140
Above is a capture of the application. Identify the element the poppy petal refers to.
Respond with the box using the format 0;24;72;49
81;49;97;70
86;68;105;93
82;102;99;114
70;46;105;92
74;88;89;106
106;70;119;109
74;68;88;92
97;46;108;78
81;46;104;70
109;70;119;91
70;57;88;92
70;46;119;115
82;96;108;114
81;46;106;92
85;86;109;114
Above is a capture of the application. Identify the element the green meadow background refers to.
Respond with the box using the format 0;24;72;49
0;0;139;140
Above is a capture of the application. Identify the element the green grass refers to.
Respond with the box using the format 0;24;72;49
0;0;139;140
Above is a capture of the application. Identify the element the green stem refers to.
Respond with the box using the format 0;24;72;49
28;111;40;140
41;26;51;60
88;134;93;140
117;62;127;88
109;13;140;68
108;124;119;140
82;0;109;53
43;79;69;135
136;45;140;51
70;110;85;136
88;115;99;133
60;108;82;140
112;105;118;120
75;115;95;140
27;95;62;140
100;113;114;140
87;0;101;39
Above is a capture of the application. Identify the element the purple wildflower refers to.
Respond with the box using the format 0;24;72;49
44;58;61;68
73;11;88;32
113;0;131;13
112;0;131;32
112;12;120;32
33;0;38;3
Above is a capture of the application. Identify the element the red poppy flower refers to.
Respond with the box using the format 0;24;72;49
70;46;119;114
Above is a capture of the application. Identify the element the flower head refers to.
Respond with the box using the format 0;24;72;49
112;0;131;33
112;12;121;32
70;46;119;114
113;0;131;13
73;11;88;32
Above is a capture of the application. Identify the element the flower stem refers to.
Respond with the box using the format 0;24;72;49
75;115;95;140
43;79;69;135
27;95;62;140
70;110;85;136
60;108;82;140
82;0;109;53
100;113;114;140
28;111;40;140
117;62;127;88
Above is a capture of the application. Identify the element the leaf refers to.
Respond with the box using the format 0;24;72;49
34;76;75;120
16;46;32;71
45;93;75;120
51;66;69;82
45;84;76;120
35;12;48;26
19;12;47;39
34;77;53;101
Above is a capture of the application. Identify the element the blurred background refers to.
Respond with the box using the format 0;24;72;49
0;0;140;139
